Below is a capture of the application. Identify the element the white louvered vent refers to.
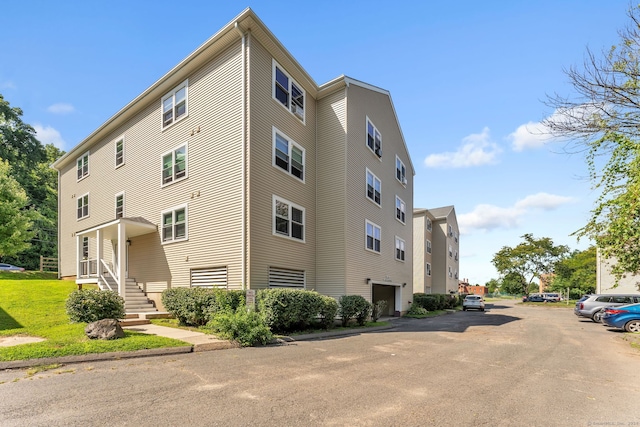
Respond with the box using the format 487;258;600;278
268;267;305;289
191;266;227;289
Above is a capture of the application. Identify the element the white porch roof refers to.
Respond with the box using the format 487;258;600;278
76;217;157;240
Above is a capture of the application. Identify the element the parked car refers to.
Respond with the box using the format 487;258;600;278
601;303;640;332
526;295;546;303
463;295;485;311
574;294;640;323
543;293;561;302
0;263;25;272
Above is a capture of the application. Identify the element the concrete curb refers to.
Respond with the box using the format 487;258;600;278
273;324;396;343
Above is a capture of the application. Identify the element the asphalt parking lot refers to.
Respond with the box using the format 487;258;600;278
1;299;639;426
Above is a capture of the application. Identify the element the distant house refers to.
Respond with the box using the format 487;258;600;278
596;251;640;294
458;279;487;295
52;8;415;316
413;205;459;294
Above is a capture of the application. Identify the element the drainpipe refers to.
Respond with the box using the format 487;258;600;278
234;22;247;290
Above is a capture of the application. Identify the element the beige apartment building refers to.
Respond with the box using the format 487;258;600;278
413;206;459;294
52;8;414;315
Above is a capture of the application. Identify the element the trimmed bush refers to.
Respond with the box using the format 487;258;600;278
406;305;428;317
209;309;273;347
161;287;219;326
318;295;339;329
66;289;125;323
413;293;439;311
371;299;388;322
257;289;325;333
338;295;371;326
210;289;246;314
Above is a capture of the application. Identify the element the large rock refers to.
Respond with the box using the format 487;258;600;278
85;319;125;340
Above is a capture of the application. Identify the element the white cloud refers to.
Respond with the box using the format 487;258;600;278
33;124;66;149
508;121;553;151
424;127;502;168
458;192;574;234
47;103;75;114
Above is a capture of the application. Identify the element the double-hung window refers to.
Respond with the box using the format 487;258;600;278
115;136;124;168
273;128;304;181
395;196;406;223
162;144;187;186
115;192;124;219
427;218;432;231
273;61;305;121
426;262;431;276
366;118;382;157
366;220;381;253
396;156;406;185
162;205;188;243
449;245;453;258
273;196;304;241
426;239;432;254
395;237;406;261
162;80;188;128
77;151;89;181
366;169;381;206
77;193;89;220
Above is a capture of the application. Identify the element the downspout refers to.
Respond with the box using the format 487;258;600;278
57;169;61;279
235;22;247;290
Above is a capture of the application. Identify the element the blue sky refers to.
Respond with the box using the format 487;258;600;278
1;1;631;285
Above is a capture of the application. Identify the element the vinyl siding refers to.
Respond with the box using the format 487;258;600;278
316;89;348;298
246;37;317;290
412;214;425;293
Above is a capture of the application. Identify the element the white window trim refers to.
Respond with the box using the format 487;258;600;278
114;135;125;169
426;262;432;276
161;143;188;187
161;204;188;245
365;168;382;207
77;192;89;221
366;116;383;160
396;155;407;186
365;219;381;254
427;218;432;231
272;60;305;124
272;127;305;183
76;151;90;182
395;195;406;224
395;236;406;262
426;239;432;254
449;245;453;258
115;191;125;219
161;79;189;130
272;195;305;243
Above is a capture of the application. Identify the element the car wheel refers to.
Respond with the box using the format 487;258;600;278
624;320;640;333
592;310;605;323
463;307;466;311
481;308;485;311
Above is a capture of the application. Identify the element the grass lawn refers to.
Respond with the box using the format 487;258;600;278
0;273;187;362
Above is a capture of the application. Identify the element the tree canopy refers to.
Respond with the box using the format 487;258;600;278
544;5;640;280
548;246;597;298
492;234;569;295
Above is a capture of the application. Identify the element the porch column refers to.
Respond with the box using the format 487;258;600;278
96;229;102;276
117;222;126;301
76;234;81;278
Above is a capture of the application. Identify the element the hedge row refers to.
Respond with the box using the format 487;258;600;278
412;293;461;311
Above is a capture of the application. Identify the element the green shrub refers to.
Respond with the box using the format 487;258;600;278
338;295;371;326
210;289;246;314
318;295;339;329
371;299;388;322
161;287;219;326
209;309;273;347
257;289;324;333
413;293;439;311
406;304;428;317
66;289;125;323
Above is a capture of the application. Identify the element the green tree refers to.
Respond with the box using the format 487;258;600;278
486;278;500;293
0;160;39;258
549;247;597;296
492;234;569;295
544;6;640;281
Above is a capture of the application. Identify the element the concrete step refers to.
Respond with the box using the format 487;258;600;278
119;318;151;327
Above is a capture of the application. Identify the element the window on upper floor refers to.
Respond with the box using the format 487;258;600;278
395;196;406;224
115;192;124;219
426;262;431;276
395;237;406;262
426;239;432;254
455;250;459;261
366;220;381;253
273;196;305;242
366;118;382;158
82;236;89;259
162;204;188;244
454;232;458;243
273;128;304;181
77;151;89;181
427;218;432;231
77;193;89;220
396;156;406;185
448;224;453;237
162;80;188;129
448;266;452;278
162;144;187;186
449;245;453;258
366;169;381;206
115;136;125;168
273;61;305;121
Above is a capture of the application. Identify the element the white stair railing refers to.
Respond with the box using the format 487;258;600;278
99;259;119;293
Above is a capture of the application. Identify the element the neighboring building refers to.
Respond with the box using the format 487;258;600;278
458;279;487;295
597;251;640;294
538;273;555;293
52;8;414;315
413;205;459;294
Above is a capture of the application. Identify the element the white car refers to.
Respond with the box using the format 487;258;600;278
463;295;485;311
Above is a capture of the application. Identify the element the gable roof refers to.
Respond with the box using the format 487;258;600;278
426;205;456;219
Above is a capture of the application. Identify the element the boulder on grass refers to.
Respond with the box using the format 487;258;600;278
85;318;125;340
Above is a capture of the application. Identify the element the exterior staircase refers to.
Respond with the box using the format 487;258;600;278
99;277;170;326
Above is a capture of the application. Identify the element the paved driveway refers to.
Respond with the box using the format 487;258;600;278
1;300;639;426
